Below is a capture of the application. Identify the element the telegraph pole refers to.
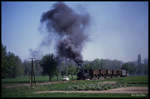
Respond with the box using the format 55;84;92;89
30;58;36;88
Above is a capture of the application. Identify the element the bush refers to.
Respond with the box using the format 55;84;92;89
67;82;124;91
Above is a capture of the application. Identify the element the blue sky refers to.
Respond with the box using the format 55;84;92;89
2;1;148;62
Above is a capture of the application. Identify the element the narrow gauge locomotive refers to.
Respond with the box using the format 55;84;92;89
77;69;127;80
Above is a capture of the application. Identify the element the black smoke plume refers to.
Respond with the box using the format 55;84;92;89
40;2;90;65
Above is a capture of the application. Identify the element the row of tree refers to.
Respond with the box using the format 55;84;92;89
2;44;77;80
24;56;148;81
2;43;148;80
122;62;148;76
83;58;148;76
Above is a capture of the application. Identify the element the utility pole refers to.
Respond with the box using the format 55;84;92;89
30;58;36;88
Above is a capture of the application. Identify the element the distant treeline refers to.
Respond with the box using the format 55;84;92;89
2;44;148;79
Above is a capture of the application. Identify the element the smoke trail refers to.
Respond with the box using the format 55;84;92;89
40;2;90;65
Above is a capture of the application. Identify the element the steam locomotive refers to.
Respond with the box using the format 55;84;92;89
77;68;127;80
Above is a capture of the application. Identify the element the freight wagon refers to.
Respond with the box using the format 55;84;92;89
77;69;127;80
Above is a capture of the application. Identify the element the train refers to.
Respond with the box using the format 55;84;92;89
77;68;127;80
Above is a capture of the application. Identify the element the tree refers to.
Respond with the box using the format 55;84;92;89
40;54;58;81
54;68;60;81
89;58;103;69
2;44;8;78
122;62;135;75
60;61;68;77
6;52;24;78
60;62;65;78
34;60;43;76
2;43;24;78
23;60;31;76
14;55;24;77
136;63;148;75
68;63;77;80
83;61;91;70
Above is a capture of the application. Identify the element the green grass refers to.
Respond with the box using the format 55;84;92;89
2;76;56;83
2;76;148;97
103;76;148;86
2;75;77;83
2;75;148;84
2;85;148;98
104;76;148;81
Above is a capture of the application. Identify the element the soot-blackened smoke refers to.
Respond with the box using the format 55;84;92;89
40;2;90;65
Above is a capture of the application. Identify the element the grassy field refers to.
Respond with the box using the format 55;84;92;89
2;76;148;97
2;75;77;83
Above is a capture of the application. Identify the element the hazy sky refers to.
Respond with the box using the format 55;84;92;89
2;1;148;62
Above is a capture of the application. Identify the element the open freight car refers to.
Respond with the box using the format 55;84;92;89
77;68;127;80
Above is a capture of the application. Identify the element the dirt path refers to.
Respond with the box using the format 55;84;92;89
34;87;148;94
2;81;117;88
